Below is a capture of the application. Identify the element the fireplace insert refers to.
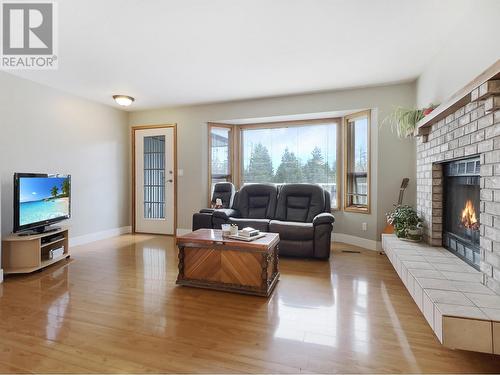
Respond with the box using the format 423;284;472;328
442;157;480;269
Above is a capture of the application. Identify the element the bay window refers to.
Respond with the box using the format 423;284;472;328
240;120;340;209
207;111;371;213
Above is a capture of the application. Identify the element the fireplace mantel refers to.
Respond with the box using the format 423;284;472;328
416;60;500;141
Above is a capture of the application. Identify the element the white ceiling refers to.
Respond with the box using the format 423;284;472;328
8;0;475;110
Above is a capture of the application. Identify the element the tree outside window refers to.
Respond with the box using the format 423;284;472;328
241;122;339;208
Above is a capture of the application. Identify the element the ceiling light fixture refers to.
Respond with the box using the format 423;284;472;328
113;95;135;107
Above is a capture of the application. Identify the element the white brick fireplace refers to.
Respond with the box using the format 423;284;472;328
417;75;500;294
384;62;500;355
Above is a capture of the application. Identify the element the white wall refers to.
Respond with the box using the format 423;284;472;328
0;184;2;283
0;72;130;253
417;0;500;107
130;82;416;243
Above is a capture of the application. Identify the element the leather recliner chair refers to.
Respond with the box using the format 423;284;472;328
192;182;236;230
206;183;334;259
269;184;334;259
212;184;277;232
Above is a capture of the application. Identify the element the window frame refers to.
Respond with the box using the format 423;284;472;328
343;110;371;214
207;123;235;206
237;118;342;211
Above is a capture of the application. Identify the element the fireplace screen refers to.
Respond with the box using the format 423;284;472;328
442;157;480;269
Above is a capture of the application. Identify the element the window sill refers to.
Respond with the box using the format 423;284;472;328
344;206;370;214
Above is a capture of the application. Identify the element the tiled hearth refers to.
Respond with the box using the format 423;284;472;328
382;235;500;354
416;92;500;294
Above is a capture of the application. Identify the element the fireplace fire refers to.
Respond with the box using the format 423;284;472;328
442;157;481;269
461;200;479;230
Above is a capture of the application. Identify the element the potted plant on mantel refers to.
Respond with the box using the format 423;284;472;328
383;105;438;138
386;205;423;242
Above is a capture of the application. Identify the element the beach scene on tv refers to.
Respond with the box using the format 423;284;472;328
19;177;70;226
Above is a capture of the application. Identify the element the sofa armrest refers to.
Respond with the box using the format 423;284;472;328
212;208;240;221
313;214;334;259
192;212;213;231
199;208;215;214
313;212;335;226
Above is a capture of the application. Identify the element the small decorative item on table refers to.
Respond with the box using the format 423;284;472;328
221;224;231;236
214;198;223;209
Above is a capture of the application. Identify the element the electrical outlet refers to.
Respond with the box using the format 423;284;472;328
362;222;367;231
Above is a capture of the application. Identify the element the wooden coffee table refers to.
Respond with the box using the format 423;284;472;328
176;229;280;297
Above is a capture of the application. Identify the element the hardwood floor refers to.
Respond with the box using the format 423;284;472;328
0;234;499;373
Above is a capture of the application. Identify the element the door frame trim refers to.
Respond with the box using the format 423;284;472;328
131;124;178;235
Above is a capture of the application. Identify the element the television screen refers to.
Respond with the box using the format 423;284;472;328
15;174;71;232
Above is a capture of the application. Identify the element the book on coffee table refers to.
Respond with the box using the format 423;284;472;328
240;227;260;237
225;232;266;242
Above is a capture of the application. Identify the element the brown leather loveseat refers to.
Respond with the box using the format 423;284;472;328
192;183;334;259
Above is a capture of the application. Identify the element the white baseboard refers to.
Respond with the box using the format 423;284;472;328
70;226;132;247
176;228;192;236
0;269;3;283
333;233;382;251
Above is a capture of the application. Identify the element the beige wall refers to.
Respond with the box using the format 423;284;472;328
129;82;416;242
417;0;500;107
0;72;130;240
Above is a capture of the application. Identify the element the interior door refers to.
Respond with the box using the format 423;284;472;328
134;127;175;234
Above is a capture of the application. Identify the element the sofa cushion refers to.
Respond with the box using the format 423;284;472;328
269;220;314;241
228;217;270;232
275;184;326;222
234;184;277;219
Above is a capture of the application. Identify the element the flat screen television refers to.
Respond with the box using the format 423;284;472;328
14;173;71;233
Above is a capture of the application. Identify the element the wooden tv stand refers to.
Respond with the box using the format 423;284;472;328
2;227;70;275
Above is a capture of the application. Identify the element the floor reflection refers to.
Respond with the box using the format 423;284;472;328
380;281;420;372
140;246;168;282
352;279;370;353
139;243;170;331
43;267;71;342
354;278;368;309
46;290;70;341
274;265;338;347
274;269;372;354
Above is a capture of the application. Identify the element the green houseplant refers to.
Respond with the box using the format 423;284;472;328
383;105;437;138
386;205;423;241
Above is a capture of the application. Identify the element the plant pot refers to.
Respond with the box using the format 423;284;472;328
423;108;434;116
406;227;423;242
